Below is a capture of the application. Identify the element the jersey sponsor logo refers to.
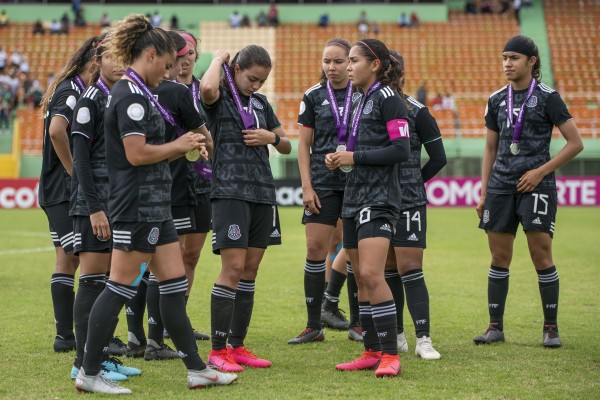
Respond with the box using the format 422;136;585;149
363;100;373;115
299;100;306;115
270;229;281;238
532;217;542;225
127;103;145;121
227;224;241;240
66;95;77;110
147;227;160;245
483;209;490;223
251;97;264;110
526;95;538;108
76;107;91;124
380;223;392;233
407;233;418;241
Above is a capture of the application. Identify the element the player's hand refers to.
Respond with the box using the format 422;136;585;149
90;210;111;240
242;129;275;146
517;168;544;192
213;49;230;65
325;153;337;170
302;187;321;215
329;151;354;169
475;198;485;219
177;132;204;153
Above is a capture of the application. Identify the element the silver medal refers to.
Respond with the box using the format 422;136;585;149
336;144;346;152
510;142;520;156
336;144;352;172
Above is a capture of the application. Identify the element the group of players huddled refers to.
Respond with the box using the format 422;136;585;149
38;12;582;394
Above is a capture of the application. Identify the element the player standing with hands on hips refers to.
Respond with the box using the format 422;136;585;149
474;35;583;348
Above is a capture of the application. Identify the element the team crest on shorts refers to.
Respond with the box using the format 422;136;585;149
228;224;241;240
148;227;160;245
526;96;538;108
251;98;264;110
363;100;374;115
483;210;490;224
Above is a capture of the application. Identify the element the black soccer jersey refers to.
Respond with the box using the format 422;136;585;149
397;95;443;210
152;80;204;207
39;78;82;207
297;82;348;191
202;86;281;205
342;86;409;219
70;83;110;217
185;77;211;195
105;79;172;223
485;82;572;194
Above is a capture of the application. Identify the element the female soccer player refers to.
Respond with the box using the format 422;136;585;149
69;34;141;380
474;35;583;348
200;44;291;372
288;38;353;345
75;14;237;394
384;51;447;360
326;39;410;377
38;36;97;352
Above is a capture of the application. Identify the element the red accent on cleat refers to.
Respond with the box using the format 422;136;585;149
229;345;272;368
375;354;401;377
336;350;382;371
207;348;244;372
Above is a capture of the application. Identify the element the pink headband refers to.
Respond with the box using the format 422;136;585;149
177;43;190;57
358;41;379;61
327;41;349;50
179;33;197;47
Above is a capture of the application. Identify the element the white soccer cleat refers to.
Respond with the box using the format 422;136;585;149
75;367;132;395
187;367;238;389
415;336;441;360
397;332;409;353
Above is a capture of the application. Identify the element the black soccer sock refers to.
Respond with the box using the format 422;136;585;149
359;302;381;352
347;262;359;327
146;273;164;344
371;300;398;355
228;280;255;348
125;271;149;346
159;276;205;371
51;273;75;339
487;266;509;332
324;269;347;311
82;280;137;375
304;259;326;329
402;269;430;338
537;266;559;328
73;274;105;368
385;270;404;333
210;284;236;350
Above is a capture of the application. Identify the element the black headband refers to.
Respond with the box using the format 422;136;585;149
503;36;537;58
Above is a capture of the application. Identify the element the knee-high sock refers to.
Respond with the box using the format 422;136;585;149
537;266;559;327
146;273;164;344
346;262;359;327
210;284;236;350
82;281;137;375
125;271;149;346
304;259;326;329
371;300;398;355
51;273;75;339
359;302;380;352
385;270;404;333
487;266;509;331
228;279;255;348
73;274;105;368
402;269;430;338
159;276;205;370
324;269;347;311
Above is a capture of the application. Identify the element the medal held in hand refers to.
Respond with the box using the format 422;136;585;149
185;148;200;162
336;144;352;173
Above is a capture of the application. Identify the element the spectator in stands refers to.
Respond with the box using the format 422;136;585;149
100;13;110;28
0;47;6;70
32;19;45;35
500;0;510;14
465;0;477;14
318;13;329;28
229;10;242;28
50;19;62;34
358;21;368;37
513;0;521;24
269;3;279;27
241;14;251;28
151;10;162;27
24;77;43;108
71;0;81;18
75;9;86;27
0;10;8;28
442;92;455;111
0;82;11;134
398;12;410;27
410;12;419;28
9;49;22;69
432;93;443;110
256;10;268;27
481;1;493;13
20;57;30;75
416;82;427;105
61;12;70;33
170;14;179;30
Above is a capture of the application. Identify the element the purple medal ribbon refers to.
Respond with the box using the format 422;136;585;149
326;80;353;146
347;81;381;151
507;78;537;151
96;77;110;96
186;77;213;180
73;75;86;92
221;64;255;130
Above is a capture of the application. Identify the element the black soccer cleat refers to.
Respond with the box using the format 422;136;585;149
543;325;562;348
321;305;350;330
108;336;127;356
54;335;76;352
287;328;324;345
473;326;505;345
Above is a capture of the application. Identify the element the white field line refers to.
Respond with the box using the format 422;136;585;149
0;246;55;255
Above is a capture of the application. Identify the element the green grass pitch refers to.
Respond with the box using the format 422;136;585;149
0;207;598;399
